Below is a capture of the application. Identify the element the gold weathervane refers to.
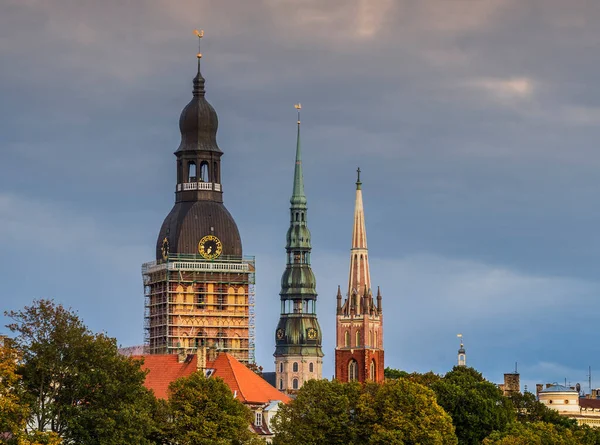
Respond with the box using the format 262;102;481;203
194;29;204;59
295;103;301;124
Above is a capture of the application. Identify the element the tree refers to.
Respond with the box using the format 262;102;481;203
272;379;457;445
272;379;362;445
431;367;514;444
163;372;263;445
357;379;457;445
482;421;591;445
0;340;28;442
5;299;156;445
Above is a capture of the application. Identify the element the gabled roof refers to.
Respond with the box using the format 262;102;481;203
135;354;198;399
210;353;291;404
135;352;290;405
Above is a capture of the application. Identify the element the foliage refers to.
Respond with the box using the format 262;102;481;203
431;367;514;445
508;392;577;428
0;341;27;438
5;299;157;445
481;421;600;445
384;367;409;379
272;378;457;445
162;372;263;445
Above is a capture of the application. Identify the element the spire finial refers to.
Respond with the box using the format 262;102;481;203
356;167;362;190
193;29;206;97
295;103;301;125
457;333;463;348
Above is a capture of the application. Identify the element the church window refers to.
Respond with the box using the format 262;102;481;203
374;331;378;348
279;362;283;373
356;331;361;347
255;411;263;427
200;161;209;182
370;360;376;381
279;379;283;390
349;360;358;382
309;362;314;373
188;162;196;181
293;378;299;390
295;212;299;222
293;362;299;372
369;330;373;347
344;331;350;347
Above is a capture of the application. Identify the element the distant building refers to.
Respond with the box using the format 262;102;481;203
457;334;466;367
498;372;520;396
335;170;384;383
536;383;600;428
136;350;290;441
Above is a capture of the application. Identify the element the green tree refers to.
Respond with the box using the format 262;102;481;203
5;299;156;445
431;367;514;445
272;379;457;445
163;372;263;445
357;379;457;445
272;379;362;445
482;421;589;445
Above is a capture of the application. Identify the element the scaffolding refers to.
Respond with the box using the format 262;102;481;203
142;254;256;364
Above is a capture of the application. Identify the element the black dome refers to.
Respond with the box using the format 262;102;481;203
156;200;242;260
176;70;221;154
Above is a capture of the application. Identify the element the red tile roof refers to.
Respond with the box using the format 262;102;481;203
580;398;600;409
135;354;198;399
209;353;291;405
135;353;290;405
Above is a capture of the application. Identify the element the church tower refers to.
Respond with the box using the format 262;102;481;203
335;170;384;383
457;334;466;367
142;33;256;363
274;105;323;394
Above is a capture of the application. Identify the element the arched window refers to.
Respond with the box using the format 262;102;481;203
279;362;283;373
293;362;299;372
293;378;299;390
188;162;197;182
301;213;305;221
374;331;378;348
344;331;350;347
200;162;209;182
295;212;299;222
349;359;358;382
356;331;361;347
369;330;373;347
309;362;314;373
279;379;283;390
370;360;376;381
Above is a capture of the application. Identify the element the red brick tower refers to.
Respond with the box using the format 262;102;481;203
335;169;384;383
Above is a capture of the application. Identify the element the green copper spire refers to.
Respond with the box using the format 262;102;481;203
274;104;323;364
291;104;307;207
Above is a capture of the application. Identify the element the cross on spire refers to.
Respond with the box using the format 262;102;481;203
356;167;362;190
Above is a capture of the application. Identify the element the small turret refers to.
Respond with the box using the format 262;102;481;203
336;285;342;315
457;334;466;367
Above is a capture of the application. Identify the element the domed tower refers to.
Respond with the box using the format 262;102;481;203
274;105;323;394
457;334;466;367
142;34;255;363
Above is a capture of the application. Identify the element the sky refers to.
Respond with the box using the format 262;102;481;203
2;0;600;393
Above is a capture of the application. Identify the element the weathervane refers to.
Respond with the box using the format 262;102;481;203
295;103;301;124
194;29;204;59
457;333;463;347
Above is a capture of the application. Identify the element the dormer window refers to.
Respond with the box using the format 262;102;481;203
255;411;263;427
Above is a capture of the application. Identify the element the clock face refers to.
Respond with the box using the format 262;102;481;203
161;237;169;260
276;328;285;340
198;235;223;259
307;328;317;340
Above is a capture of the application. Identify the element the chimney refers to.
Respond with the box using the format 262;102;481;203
196;346;207;371
177;349;186;363
536;384;543;395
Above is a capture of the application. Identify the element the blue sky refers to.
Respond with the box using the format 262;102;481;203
2;0;600;392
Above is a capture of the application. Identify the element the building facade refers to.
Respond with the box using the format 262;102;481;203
142;45;255;363
274;107;323;394
335;171;384;383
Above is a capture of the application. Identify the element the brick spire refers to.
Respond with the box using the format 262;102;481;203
347;168;371;313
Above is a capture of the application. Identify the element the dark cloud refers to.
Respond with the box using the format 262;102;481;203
1;0;600;386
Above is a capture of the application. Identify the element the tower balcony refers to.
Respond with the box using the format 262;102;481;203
176;181;222;192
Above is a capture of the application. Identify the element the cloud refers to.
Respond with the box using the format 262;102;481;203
467;77;535;103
